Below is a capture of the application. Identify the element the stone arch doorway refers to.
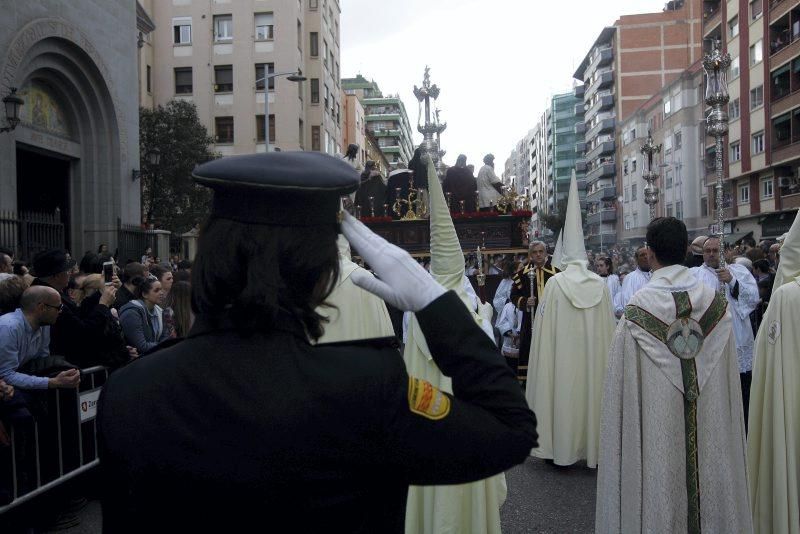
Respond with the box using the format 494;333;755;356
0;18;129;258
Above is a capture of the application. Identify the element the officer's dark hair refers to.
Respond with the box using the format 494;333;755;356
131;275;160;300
191;218;339;340
645;217;688;266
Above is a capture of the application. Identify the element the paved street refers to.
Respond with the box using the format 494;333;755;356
3;457;597;533
501;458;597;533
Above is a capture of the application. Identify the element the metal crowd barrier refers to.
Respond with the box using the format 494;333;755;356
0;365;109;514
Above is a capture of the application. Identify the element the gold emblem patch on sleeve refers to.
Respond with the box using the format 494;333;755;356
408;377;451;420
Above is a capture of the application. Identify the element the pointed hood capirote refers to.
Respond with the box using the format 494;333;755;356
551;230;564;271
773;211;800;294
405;156;494;369
552;171;605;309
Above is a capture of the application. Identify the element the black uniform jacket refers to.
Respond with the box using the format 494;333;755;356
97;291;537;533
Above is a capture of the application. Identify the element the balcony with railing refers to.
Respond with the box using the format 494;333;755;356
772;109;800;162
585;94;614;123
574;84;585;99
586;161;616;180
575;122;587;135
594;47;613;69
586;184;617;201
771;0;795;24
769;7;800;65
585;140;616;162
703;0;721;34
575;141;587;155
586;202;618;225
585;70;614;101
585;117;616;142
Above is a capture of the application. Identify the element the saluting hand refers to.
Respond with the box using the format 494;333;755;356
341;212;445;312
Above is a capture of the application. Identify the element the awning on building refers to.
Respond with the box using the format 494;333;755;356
759;209;798;238
723;230;753;245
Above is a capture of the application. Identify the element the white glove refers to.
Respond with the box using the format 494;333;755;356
341;212;446;312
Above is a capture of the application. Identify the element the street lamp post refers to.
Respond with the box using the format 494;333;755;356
703;40;732;278
255;71;306;152
1;88;24;133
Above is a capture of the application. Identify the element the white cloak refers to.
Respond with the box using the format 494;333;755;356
496;301;522;358
690;263;759;373
525;261;615;467
747;276;800;534
596;264;752;533
614;268;651;315
316;242;394;344
404;157;505;534
603;273;621;312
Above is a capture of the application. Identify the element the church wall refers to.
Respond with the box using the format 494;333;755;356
0;0;140;257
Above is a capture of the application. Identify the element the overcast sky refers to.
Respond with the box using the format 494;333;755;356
341;0;668;170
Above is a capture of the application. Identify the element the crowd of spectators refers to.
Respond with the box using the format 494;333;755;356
0;243;194;511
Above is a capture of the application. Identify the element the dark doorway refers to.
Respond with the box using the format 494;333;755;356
16;146;72;251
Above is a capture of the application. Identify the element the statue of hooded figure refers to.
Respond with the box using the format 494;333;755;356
403;156;504;534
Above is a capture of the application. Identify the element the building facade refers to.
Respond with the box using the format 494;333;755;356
147;0;343;156
549;91;586;214
619;62;709;245
574;0;703;247
701;0;800;240
342;75;415;170
529;117;549;232
0;0;142;257
342;92;366;168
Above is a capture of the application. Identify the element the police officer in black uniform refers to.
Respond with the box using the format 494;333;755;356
97;151;537;533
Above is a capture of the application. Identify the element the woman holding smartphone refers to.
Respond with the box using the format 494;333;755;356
118;276;170;354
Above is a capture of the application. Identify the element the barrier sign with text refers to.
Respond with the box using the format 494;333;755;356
78;388;102;423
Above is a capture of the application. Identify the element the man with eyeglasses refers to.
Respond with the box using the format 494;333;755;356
0;286;80;390
31;249;123;367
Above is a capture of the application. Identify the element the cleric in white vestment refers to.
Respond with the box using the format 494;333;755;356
597;217;751;533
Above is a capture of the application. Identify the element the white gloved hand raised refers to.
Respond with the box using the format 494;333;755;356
341;212;446;312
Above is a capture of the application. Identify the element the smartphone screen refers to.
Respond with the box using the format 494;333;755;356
103;262;114;284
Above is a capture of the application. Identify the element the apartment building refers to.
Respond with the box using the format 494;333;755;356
549;92;586;213
701;0;800;240
619;62;709;245
342;92;366;168
146;0;343;155
529;117;549;232
342;75;415;170
505;91;585;238
574;0;702;248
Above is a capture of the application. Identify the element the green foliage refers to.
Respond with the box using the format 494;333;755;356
540;198;588;235
540;199;568;234
139;100;217;234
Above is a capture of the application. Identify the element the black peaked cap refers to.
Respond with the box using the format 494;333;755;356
193;151;360;227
